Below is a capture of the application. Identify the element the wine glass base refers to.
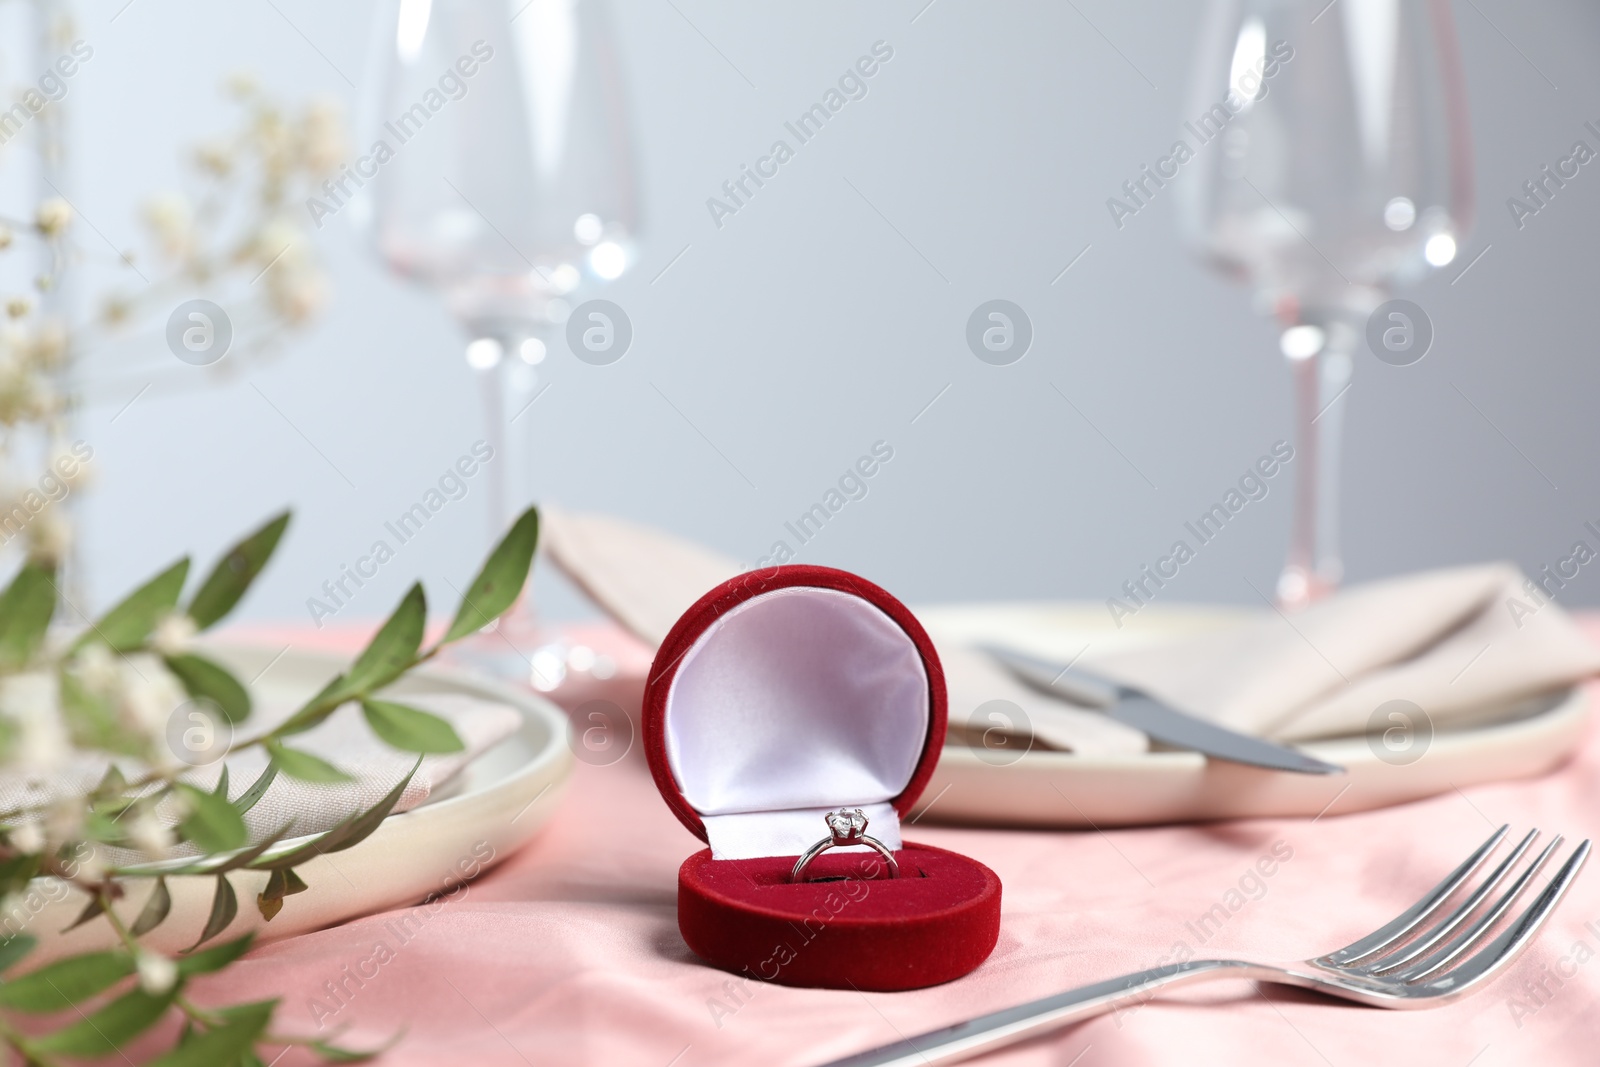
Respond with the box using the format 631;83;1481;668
441;611;621;695
1275;565;1338;611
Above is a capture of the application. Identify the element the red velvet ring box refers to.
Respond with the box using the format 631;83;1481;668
643;565;1002;991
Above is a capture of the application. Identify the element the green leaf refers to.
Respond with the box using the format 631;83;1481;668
86;808;132;846
257;868;309;921
132;823;295;879
215;997;278;1025
273;672;351;738
0;563;56;669
231;761;279;816
0;934;35;973
187;511;290;630
251;758;420;871
185;875;238;952
130;877;172;936
61;893;106;933
177;932;254;977
177;784;248;853
311;1033;403;1063
94;763;129;797
361;699;464;754
0;853;41;898
266;741;353;783
213;764;230;799
341;583;426;695
31;986;176;1055
86;558;190;652
0;950;134;1011
165;653;252;725
146;999;275;1067
442;506;539;644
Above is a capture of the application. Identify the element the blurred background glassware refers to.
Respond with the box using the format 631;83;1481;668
1180;0;1473;608
356;0;641;681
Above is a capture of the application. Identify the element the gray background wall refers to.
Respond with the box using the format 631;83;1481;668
49;0;1600;624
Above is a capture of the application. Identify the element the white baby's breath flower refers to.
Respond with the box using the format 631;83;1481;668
266;262;329;326
150;614;197;657
300;97;346;174
49;441;91;490
9;821;44;854
195;142;234;178
1;672;67;770
250;219;300;267
26;509;71;567
252;108;293;176
115;653;185;737
72;851;106;883
137;951;178;995
27;319;67;369
142;194;194;260
34;199;72;237
127;810;173;858
0;353;36;427
74;642;118;696
224;71;257;99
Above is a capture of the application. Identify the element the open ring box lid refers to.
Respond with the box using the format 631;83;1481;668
643;565;1001;991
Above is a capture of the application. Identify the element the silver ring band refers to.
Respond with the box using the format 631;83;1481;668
790;808;899;882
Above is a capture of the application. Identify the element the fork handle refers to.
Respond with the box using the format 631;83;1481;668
817;959;1266;1067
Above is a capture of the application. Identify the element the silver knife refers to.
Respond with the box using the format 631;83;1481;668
979;643;1343;776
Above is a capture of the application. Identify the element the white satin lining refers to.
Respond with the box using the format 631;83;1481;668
665;586;929;860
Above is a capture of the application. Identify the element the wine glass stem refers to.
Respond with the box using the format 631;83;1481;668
1316;340;1351;586
473;338;544;646
1280;327;1352;608
477;357;509;536
1286;352;1318;582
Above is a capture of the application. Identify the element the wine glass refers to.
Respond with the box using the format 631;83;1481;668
1180;0;1473;608
354;0;641;677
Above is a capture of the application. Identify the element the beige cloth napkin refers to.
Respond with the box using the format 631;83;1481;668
541;504;743;646
1081;563;1600;743
0;694;521;852
541;507;1600;753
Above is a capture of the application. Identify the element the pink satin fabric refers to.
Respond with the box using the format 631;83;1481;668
173;622;1600;1066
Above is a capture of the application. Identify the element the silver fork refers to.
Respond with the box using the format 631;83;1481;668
818;826;1589;1067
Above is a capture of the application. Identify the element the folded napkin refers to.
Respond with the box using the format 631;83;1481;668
541;507;1600;752
1080;563;1600;743
540;504;743;645
0;692;521;856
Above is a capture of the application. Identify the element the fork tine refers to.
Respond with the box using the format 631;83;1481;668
1359;829;1539;974
1389;836;1566;982
1321;824;1509;966
1412;840;1591;994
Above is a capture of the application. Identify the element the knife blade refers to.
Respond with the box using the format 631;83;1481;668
978;643;1343;776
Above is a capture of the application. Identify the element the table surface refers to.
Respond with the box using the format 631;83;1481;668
171;620;1600;1067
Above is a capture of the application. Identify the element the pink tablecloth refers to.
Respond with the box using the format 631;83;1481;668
189;622;1600;1067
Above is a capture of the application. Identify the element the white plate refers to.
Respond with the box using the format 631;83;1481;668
24;645;572;964
912;603;1589;828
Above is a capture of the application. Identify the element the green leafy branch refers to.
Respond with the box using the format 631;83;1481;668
0;504;540;1064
